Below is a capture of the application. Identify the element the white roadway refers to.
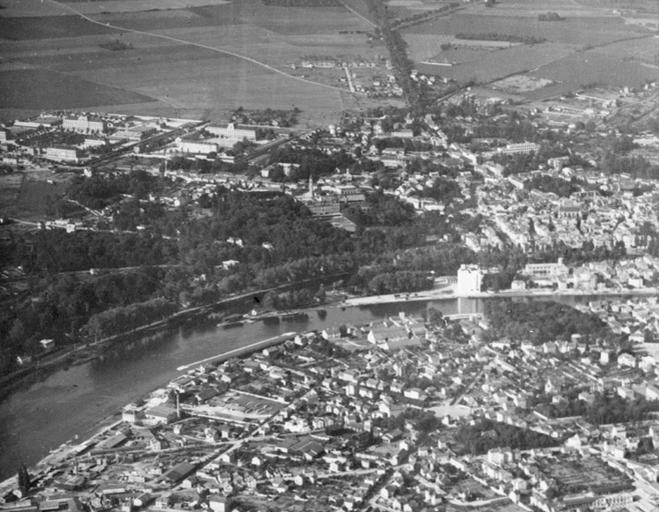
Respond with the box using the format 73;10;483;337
44;0;365;96
175;332;296;372
342;286;659;307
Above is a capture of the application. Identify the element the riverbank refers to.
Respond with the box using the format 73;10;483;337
4;284;655;404
0;329;300;489
176;332;296;372
341;287;659;306
0;273;349;403
0;292;629;478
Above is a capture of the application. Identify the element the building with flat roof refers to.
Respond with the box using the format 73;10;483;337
456;265;482;295
558;200;582;219
63;115;106;133
15;115;60;129
367;325;415;351
110;125;155;141
523;259;569;280
500;142;540;155
45;146;81;163
336;185;366;204
208;496;230;512
206;123;257;141
175;139;219;155
162;461;196;484
144;404;178;424
306;199;340;217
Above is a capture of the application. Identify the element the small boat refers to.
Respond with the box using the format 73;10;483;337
223;321;244;329
262;315;280;325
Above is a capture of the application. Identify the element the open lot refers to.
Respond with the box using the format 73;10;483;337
0;0;375;126
0;170;71;220
0;174;23;216
190;389;287;423
492;75;554;94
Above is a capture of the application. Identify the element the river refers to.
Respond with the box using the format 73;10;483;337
0;295;582;478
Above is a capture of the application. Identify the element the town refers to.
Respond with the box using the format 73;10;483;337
2;1;659;506
3;0;659;510
2;75;659;512
3;295;659;512
2;80;659;303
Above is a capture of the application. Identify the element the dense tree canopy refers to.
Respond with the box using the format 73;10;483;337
17;231;177;273
485;299;610;345
524;175;580;197
453;419;561;455
69;170;163;209
536;391;659;425
84;298;178;340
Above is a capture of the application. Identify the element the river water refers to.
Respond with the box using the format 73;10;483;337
0;295;565;478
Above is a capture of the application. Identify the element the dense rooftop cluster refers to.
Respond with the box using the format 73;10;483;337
4;297;659;511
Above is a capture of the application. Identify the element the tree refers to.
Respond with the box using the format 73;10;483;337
17;464;30;494
8;319;26;347
485;300;610;345
425;307;445;326
315;284;326;303
262;291;277;310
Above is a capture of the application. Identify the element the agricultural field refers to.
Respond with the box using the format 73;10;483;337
454;0;659;18
596;36;659;64
384;0;446;16
575;0;659;14
404;12;647;48
0;15;118;40
0;0;381;126
402;2;659;99
0;0;231;17
527;50;659;99
416;43;576;84
0;68;154;110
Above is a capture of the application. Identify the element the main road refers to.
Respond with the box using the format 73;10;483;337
342;286;659;307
